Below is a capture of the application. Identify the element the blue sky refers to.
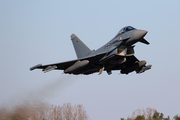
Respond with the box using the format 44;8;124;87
0;1;180;120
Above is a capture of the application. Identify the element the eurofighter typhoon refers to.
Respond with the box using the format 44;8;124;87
30;26;152;75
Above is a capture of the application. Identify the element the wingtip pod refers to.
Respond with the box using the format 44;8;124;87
30;64;42;71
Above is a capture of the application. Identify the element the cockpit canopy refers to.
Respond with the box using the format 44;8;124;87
117;26;137;35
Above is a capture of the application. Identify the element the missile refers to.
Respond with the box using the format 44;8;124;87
30;64;42;71
64;60;89;73
43;65;57;73
121;61;146;74
138;65;152;73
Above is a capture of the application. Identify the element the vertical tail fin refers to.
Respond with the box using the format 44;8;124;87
71;34;91;59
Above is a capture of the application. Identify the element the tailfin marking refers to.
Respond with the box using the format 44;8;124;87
71;34;91;59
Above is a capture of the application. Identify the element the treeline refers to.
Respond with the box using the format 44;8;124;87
0;103;179;120
0;102;89;120
130;112;180;120
121;108;180;120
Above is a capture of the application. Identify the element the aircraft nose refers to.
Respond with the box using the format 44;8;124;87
133;30;148;40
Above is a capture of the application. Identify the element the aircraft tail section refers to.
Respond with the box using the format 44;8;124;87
71;34;91;59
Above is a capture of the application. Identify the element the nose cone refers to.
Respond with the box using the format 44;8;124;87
133;30;148;40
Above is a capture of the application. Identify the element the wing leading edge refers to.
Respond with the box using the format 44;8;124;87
30;52;106;74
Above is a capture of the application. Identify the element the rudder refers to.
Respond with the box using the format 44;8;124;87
71;34;91;59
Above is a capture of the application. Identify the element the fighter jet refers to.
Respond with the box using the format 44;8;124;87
30;26;152;75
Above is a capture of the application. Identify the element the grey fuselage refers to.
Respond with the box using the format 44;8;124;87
87;26;148;58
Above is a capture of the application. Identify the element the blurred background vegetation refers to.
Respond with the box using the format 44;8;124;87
0;102;179;120
0;102;89;120
122;108;180;120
